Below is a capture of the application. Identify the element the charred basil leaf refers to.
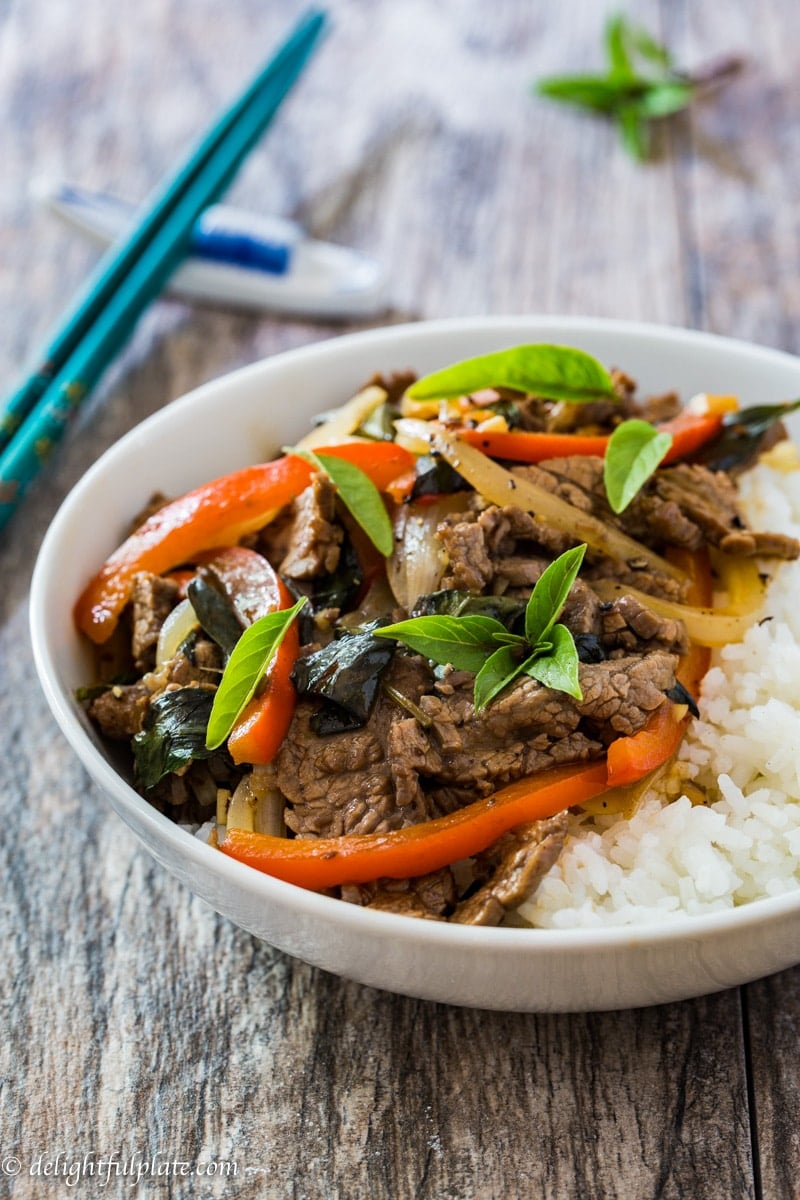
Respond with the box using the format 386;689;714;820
574;632;606;663
666;680;700;719
697;399;800;472
309;537;363;614
409;455;472;500
355;399;401;442
292;629;395;730
413;589;526;631
310;703;365;737
132;688;216;789
76;671;139;703
188;575;244;657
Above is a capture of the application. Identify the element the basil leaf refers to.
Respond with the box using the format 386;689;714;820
629;24;673;68
133;688;216;788
603;419;673;513
473;645;526;713
355;399;400;442
617;105;649;161
605;14;635;80
536;74;639;113
292;629;395;725
534;16;734;163
406;344;617;404
287;446;394;558
697;399;800;472
374;614;507;673
412;589;526;629
525;543;587;647
637;82;693;117
523;624;583;701
409;454;471;500
205;599;306;750
187;575;243;657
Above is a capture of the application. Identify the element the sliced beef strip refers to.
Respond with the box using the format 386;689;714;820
451;812;569;926
275;643;676;839
437;514;494;591
437;500;680;609
87;651;217;740
413;651;675;797
512;457;800;559
365;369;417;407
279;475;344;580
339;812;569;924
130;572;180;669
275;654;439;838
601;594;688;657
340;868;457;919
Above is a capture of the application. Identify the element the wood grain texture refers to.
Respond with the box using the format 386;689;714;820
1;0;799;1196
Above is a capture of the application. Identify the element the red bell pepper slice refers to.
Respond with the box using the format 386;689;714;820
606;546;713;787
460;429;609;462
75;441;413;644
226;571;300;766
220;760;610;888
605;701;686;788
457;411;722;466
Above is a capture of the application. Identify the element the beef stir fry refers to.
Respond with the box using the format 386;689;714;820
76;344;800;924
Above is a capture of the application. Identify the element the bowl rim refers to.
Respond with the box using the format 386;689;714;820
30;313;800;955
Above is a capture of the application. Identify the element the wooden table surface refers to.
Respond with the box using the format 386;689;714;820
3;1;800;1196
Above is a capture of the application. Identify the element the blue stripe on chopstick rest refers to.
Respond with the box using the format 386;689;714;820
0;9;327;528
52;184;294;276
189;221;291;275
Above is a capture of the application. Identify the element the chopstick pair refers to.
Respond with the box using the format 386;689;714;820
0;8;327;530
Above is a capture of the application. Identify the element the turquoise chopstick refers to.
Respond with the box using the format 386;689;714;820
0;9;327;529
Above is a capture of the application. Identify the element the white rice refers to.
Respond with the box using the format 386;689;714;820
519;455;800;928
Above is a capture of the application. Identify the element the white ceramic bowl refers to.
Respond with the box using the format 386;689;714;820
30;316;800;1011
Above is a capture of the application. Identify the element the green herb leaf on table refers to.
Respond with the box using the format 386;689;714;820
535;13;737;162
406;344;617;404
376;544;588;710
205;598;306;751
603;419;673;513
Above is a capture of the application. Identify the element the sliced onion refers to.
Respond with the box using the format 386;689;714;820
430;429;686;583
250;767;286;837
296;385;387;450
387;498;455;611
591;578;757;646
155;598;200;666
226;776;255;831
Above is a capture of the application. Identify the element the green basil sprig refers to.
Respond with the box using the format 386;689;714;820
205;598;306;750
286;446;394;557
535;13;740;162
603;419;673;513
405;344;616;405
375;544;586;711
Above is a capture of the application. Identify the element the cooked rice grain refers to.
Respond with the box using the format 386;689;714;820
518;456;800;928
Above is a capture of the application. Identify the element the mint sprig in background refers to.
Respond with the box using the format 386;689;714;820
375;544;587;712
535;13;742;161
